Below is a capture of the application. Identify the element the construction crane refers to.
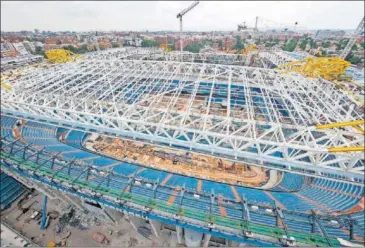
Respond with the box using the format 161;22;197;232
160;44;172;52
239;44;257;55
45;49;82;64
316;120;365;152
238;17;259;31
176;1;199;54
237;22;248;31
277;57;350;81
340;16;364;59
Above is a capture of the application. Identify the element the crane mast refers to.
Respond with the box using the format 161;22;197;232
176;1;199;55
340;16;364;59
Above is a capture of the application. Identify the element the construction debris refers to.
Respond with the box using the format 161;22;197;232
128;237;138;247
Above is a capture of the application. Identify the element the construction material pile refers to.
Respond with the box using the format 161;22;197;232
277;57;350;81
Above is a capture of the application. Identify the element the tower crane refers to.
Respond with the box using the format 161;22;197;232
340;16;364;59
176;1;199;54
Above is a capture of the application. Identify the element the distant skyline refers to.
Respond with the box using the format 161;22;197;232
1;1;364;32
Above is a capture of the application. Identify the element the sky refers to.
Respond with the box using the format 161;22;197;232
1;1;364;32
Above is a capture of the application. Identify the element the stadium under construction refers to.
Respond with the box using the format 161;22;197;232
1;47;364;247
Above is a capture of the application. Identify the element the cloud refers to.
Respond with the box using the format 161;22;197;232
1;1;364;31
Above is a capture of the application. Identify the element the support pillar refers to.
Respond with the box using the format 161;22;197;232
202;233;211;247
176;226;184;245
150;220;162;238
40;195;48;229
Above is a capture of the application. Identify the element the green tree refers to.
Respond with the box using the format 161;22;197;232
348;55;361;65
77;44;89;53
35;46;45;57
300;40;307;50
334;42;341;51
322;41;330;48
310;39;318;49
352;44;358;51
111;42;120;48
218;40;223;49
274;38;280;44
339;38;349;49
183;43;203;53
63;44;88;54
141;39;159;47
361;41;365;49
235;36;244;50
282;39;297;52
63;45;78;54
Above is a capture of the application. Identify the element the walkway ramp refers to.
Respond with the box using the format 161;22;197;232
167;190;178;205
161;174;172;186
264;191;286;210
230;185;241;202
197;180;202;193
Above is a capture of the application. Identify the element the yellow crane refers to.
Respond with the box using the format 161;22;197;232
0;81;12;91
45;49;82;64
277;57;350;81
239;44;257;55
316;120;364;153
1;74;12;91
160;44;172;53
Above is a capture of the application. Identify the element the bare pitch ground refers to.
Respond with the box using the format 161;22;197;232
90;136;268;187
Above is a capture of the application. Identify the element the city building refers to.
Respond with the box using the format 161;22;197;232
12;42;29;56
22;41;36;54
316;30;346;39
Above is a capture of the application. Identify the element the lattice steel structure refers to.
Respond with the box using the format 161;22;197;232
1;55;363;184
84;47;164;60
259;51;297;67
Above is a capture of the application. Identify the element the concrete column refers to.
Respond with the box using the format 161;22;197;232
202;233;211;247
176;226;184;245
149;220;162;238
